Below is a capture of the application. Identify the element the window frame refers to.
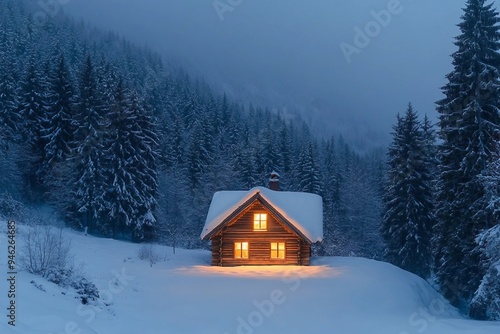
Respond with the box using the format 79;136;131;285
270;242;286;259
234;241;249;259
253;213;268;231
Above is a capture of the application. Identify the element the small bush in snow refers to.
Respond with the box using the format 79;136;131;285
20;224;99;305
19;225;72;277
71;277;100;305
138;244;163;267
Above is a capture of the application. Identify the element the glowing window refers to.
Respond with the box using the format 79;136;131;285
234;242;249;259
271;242;285;259
253;213;267;231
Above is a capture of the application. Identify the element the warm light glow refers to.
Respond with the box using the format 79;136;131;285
235;242;249;259
175;264;343;278
271;242;285;259
253;213;267;230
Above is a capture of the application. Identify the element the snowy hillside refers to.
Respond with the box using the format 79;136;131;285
1;224;499;334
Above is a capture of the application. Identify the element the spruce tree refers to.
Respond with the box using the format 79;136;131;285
0;58;19;145
127;93;159;241
41;55;76;173
99;80;159;240
17;61;49;196
435;0;500;310
470;141;500;319
102;79;134;237
382;104;434;278
296;142;322;195
71;56;107;232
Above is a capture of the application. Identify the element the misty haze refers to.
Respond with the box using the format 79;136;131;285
63;0;475;150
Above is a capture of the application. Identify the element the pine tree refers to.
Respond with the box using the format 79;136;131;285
17;60;49;197
382;105;434;278
421;115;438;177
470;142;500;319
71;56;107;232
257;125;280;184
296;142;322;195
0;56;19;145
100;80;159;240
232;125;257;189
41;55;76;174
320;137;340;256
127;93;159;241
102;79;135;237
470;224;500;320
435;0;500;310
186;120;211;189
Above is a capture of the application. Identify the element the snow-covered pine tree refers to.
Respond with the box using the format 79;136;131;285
421;115;438;177
17;60;50;197
186;119;211;190
470;224;500;320
101;79;136;238
127;92;159;241
278;121;293;187
319;137;341;256
382;104;434;278
41;55;76;175
71;56;107;232
231;122;257;190
257;125;281;185
435;0;500;311
296;142;322;195
339;153;382;257
469;141;500;320
0;50;20;145
102;80;160;240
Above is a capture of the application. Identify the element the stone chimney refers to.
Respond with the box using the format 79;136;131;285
268;171;280;191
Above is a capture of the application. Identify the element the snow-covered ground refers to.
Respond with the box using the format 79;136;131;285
0;224;499;334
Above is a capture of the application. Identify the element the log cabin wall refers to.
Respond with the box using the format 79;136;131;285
210;199;311;266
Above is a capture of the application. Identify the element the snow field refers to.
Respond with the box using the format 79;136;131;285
0;224;499;334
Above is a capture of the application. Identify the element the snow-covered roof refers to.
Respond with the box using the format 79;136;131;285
201;187;323;243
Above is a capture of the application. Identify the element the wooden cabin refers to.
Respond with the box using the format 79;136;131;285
200;177;323;266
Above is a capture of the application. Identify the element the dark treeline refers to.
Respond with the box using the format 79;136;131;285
0;1;384;256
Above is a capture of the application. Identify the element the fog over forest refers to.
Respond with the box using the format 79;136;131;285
60;0;497;150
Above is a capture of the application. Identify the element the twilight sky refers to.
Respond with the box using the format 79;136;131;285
62;0;499;150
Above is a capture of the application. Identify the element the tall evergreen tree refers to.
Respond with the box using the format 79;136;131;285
72;56;107;232
17;60;49;196
0;56;19;145
127;93;160;241
296;142;322;195
382;105;434;278
421;114;438;177
94;79;159;240
41;55;76;173
470;141;500;319
435;0;500;310
186;120;211;190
